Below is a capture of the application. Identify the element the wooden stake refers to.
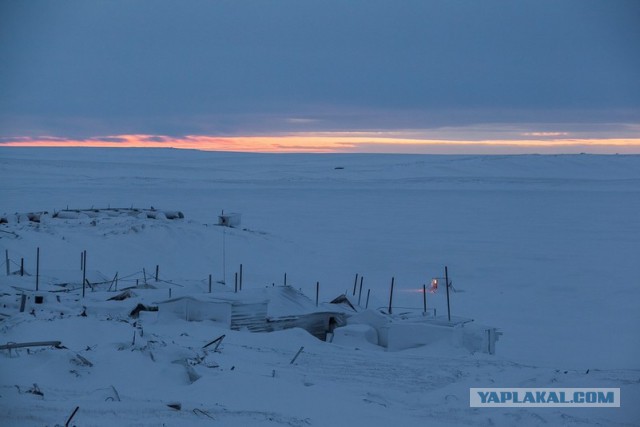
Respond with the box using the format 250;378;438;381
445;266;451;322
352;273;358;296
388;277;394;314
284;273;287;286
5;249;9;276
82;250;86;298
315;281;319;307
20;257;24;276
155;265;159;282
234;272;238;293
143;268;147;284
358;277;363;305
290;346;304;364
423;284;427;314
239;264;243;291
64;406;80;427
80;251;83;270
35;247;40;291
365;289;371;309
208;274;212;293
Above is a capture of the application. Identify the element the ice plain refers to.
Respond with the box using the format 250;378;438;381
0;148;639;426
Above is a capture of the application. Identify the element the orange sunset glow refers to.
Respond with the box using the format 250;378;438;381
3;134;640;154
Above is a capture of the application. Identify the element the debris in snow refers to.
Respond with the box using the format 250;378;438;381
290;346;304;364
202;334;225;352
71;353;93;367
107;290;134;301
167;402;182;411
64;405;80;427
27;383;44;397
129;303;158;318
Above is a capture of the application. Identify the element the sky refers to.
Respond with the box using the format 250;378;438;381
1;0;639;153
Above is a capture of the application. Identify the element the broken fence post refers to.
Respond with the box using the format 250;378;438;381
203;334;226;352
65;406;80;427
108;272;118;292
290;346;304;364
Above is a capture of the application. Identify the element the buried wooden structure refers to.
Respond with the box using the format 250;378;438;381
157;286;347;340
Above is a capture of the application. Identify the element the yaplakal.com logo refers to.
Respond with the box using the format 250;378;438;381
469;388;620;408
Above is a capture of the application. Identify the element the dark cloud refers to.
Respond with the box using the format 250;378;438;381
1;0;639;138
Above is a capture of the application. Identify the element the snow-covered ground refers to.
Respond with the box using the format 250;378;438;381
1;148;639;425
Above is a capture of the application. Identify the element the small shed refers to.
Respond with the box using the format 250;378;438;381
218;213;241;228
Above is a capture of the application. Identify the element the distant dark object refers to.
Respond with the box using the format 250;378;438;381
334;166;345;170
34;295;44;304
167;402;182;411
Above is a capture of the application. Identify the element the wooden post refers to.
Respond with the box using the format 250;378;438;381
290;346;304;364
315;281;319;307
80;251;83;270
284;273;287;286
20;257;24;276
352;274;358;296
239;264;243;291
143;268;147;284
222;225;226;285
115;273;118;291
208;274;212;293
82;250;87;298
19;294;26;312
234;272;238;293
423;284;427;314
5;249;9;276
358;277;363;305
365;289;371;309
169;288;172;298
388;277;394;314
445;266;451;322
36;247;40;291
155;265;159;282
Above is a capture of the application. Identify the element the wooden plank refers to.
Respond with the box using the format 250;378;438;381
0;341;62;350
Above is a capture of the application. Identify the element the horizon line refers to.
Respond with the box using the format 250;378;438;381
2;133;640;154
